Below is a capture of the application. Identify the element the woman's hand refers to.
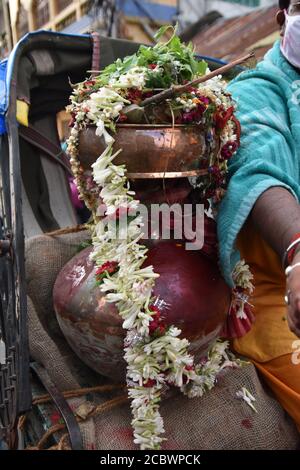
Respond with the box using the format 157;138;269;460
250;186;300;337
250;187;300;337
286;251;300;337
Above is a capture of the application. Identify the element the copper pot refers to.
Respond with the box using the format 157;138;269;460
78;124;218;179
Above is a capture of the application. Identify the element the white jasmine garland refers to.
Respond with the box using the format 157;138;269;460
233;260;254;293
83;140;242;449
66;65;250;450
109;66;148;89
84;88;130;144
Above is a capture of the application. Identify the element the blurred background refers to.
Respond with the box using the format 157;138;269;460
0;0;279;60
0;0;280;139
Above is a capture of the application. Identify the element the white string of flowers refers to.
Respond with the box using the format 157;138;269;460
69;137;242;450
67;70;253;450
94;142;245;449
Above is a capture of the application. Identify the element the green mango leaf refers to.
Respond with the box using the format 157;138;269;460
81;23;209;95
196;60;208;76
167;35;182;53
154;25;172;42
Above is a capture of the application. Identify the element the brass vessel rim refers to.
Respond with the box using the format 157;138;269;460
84;124;205;130
127;169;208;179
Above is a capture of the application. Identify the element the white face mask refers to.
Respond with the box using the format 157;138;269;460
281;10;300;69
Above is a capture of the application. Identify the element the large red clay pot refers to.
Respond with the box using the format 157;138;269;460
53;241;231;382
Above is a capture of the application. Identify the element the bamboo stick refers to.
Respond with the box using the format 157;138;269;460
140;51;255;108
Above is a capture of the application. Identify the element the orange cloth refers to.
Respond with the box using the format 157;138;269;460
254;356;300;432
233;219;300;428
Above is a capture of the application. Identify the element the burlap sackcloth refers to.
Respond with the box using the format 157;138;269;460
25;230;300;450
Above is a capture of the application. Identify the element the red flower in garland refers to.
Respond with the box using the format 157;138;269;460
148;63;157;70
215;106;234;131
182;102;206;124
182;365;195;384
181;95;210;124
148;305;167;336
220;141;238;160
221;287;255;339
144;379;156;388
84;79;96;87
95;261;119;283
126;88;143;104
149;305;160;314
197;95;210;106
232;115;241;145
208;164;221;176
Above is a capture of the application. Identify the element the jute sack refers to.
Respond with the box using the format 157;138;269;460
25;230;300;450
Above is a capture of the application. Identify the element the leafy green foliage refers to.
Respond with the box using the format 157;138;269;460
95;25;208;89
